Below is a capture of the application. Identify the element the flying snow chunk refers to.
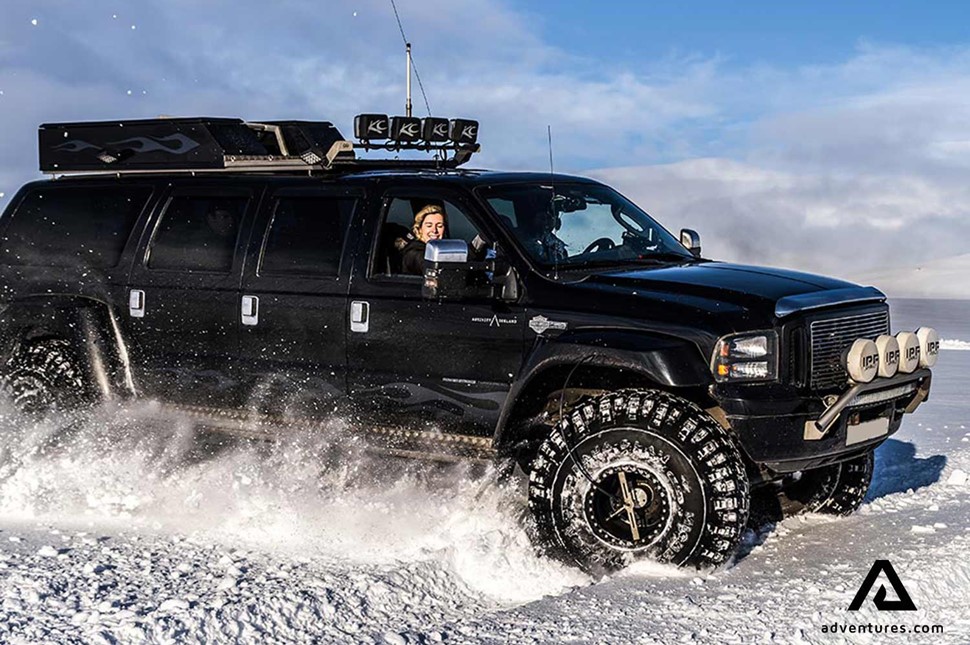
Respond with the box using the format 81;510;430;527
30;19;38;26
941;339;970;351
159;598;190;612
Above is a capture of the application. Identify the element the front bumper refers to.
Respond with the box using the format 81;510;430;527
721;369;932;474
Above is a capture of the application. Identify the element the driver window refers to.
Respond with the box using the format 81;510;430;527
372;197;483;277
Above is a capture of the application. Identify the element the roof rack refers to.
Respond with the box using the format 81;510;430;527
39;115;480;176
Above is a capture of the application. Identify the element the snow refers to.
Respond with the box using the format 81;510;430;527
0;299;968;642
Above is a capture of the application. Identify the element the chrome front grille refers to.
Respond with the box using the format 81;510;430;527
810;310;890;390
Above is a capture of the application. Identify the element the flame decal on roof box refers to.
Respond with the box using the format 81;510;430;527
53;134;200;156
107;134;200;155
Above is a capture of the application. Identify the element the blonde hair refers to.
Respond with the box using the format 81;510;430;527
412;204;447;240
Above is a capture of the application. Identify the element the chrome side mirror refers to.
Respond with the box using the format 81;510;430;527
422;239;517;301
423;239;470;300
424;239;469;264
680;228;701;257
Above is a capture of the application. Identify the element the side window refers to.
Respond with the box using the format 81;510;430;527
0;186;151;268
148;194;247;273
374;197;483;276
485;197;518;228
260;195;355;277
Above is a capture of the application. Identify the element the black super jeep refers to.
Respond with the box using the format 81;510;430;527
0;115;938;572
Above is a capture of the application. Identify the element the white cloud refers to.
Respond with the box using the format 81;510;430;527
0;0;725;186
593;157;970;294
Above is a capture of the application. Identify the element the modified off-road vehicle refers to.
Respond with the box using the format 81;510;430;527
0;114;938;571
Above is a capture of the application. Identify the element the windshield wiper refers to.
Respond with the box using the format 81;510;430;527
632;252;699;264
558;254;697;271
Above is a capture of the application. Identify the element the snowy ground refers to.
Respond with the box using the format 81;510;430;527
0;299;968;644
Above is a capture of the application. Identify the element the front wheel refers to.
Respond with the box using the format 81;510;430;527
778;451;874;516
528;389;749;573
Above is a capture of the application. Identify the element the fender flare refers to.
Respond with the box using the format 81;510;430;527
493;329;714;448
0;294;135;400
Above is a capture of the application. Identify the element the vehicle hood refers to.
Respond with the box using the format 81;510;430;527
596;261;851;299
584;261;866;325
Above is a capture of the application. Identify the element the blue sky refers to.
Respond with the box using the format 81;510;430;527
0;1;969;289
522;1;970;68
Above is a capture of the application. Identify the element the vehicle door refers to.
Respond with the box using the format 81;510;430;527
237;184;360;418
346;186;526;436
123;183;259;407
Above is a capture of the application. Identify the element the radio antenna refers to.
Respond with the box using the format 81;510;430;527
548;124;561;280
390;0;432;115
547;124;555;176
406;42;412;117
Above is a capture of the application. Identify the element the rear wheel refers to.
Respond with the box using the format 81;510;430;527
528;389;749;573
0;338;87;413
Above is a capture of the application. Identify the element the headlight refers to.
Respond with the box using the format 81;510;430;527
711;331;779;383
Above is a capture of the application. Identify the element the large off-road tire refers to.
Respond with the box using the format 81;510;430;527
0;338;87;413
776;451;874;517
528;389;749;573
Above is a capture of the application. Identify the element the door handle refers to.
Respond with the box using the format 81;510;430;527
241;295;259;326
350;300;369;333
129;289;145;318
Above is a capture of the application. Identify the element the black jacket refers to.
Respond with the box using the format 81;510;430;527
401;238;426;275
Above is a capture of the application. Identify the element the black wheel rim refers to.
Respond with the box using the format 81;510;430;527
584;465;670;548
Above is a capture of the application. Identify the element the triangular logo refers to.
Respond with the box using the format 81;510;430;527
848;560;917;611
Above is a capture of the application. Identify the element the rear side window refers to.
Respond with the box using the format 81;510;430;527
0;185;150;268
148;194;248;273
260;195;355;277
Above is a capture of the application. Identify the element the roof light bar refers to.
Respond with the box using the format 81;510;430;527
350;112;481;165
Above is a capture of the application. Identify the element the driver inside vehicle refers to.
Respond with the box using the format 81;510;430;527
482;184;693;269
515;192;568;263
401;203;448;275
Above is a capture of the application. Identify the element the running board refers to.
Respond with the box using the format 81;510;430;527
162;403;498;463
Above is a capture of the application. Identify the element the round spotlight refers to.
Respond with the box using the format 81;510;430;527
874;334;900;378
845;338;879;383
896;331;920;374
916;327;940;368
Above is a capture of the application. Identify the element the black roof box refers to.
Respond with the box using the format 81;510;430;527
39;117;351;173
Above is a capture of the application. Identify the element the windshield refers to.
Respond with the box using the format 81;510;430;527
478;183;692;268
